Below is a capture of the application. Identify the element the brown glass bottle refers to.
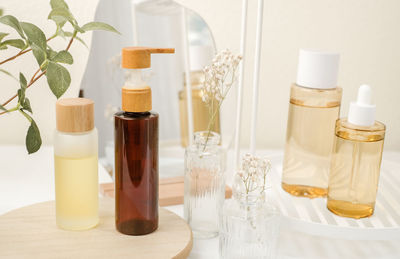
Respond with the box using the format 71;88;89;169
114;111;159;235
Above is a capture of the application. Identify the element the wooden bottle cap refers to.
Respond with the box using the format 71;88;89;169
56;98;94;133
122;47;175;69
122;86;152;112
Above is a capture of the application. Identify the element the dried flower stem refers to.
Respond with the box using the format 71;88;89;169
201;50;241;151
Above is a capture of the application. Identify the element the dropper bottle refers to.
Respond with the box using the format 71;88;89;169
327;85;386;219
114;47;174;235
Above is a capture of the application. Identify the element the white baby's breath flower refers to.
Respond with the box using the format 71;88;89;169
201;49;242;107
237;153;271;196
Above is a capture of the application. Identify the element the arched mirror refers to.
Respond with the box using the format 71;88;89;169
81;0;220;182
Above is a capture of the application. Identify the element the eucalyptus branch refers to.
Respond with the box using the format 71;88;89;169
0;48;30;65
1;70;45;109
1;30;76;110
0;0;120;154
65;30;77;51
0;35;56;66
19;108;32;122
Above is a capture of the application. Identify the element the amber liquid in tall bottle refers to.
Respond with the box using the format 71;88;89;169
282;84;342;198
114;111;159;235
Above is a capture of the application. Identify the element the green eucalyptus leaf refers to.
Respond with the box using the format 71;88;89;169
51;50;73;64
0;15;25;39
0;69;16;80
41;59;50;70
0;45;7;50
22;98;32;113
74;36;88;48
26;119;42;154
30;43;47;67
50;0;69;10
0;104;6;111
1;39;25;49
72;23;84;33
56;27;66;38
0;9;3;17
20;22;47;50
19;72;27;89
63;31;87;48
0;32;9;41
48;8;75;26
46;61;71;98
17;88;25;104
81;22;120;34
46;49;58;59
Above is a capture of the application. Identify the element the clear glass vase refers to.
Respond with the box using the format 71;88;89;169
184;131;225;239
219;175;280;259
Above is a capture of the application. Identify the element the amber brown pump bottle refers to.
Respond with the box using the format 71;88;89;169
115;47;174;235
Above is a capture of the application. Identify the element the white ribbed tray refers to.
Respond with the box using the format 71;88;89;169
267;154;400;240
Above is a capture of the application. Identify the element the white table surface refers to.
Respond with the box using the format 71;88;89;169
1;145;400;259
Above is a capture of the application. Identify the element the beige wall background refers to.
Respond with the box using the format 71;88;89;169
177;0;400;151
0;0;399;151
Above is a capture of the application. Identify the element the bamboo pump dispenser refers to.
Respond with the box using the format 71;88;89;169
121;47;175;112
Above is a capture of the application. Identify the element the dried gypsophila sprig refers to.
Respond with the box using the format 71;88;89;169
237;153;271;196
200;49;242;149
202;49;242;104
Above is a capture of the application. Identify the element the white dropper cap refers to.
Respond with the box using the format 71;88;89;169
296;49;340;89
189;45;214;71
348;84;376;127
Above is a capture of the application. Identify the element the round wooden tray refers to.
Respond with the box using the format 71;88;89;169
0;198;192;258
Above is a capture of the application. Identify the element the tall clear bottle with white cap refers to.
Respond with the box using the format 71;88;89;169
178;45;220;147
282;49;342;198
327;85;385;218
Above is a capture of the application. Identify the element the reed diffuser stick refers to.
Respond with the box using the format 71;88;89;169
250;0;264;155
181;7;194;145
234;0;249;170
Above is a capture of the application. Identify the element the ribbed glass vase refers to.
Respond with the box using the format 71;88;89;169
219;174;280;259
184;131;225;239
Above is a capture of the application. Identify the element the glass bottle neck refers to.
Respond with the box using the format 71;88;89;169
233;191;266;207
193;131;220;152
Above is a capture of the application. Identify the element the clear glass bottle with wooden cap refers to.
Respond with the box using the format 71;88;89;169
54;98;99;230
179;45;220;147
115;46;174;235
282;49;342;198
328;85;385;218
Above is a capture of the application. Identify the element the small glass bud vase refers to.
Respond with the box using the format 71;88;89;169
184;131;225;239
220;155;280;259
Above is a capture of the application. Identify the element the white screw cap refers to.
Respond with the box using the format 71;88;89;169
296;49;340;89
348;84;376;127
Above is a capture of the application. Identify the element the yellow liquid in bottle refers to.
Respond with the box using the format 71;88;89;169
327;126;384;219
54;155;99;230
282;102;340;198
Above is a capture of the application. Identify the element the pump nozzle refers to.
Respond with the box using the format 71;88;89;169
122;47;175;69
120;46;175;113
348;84;376;127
